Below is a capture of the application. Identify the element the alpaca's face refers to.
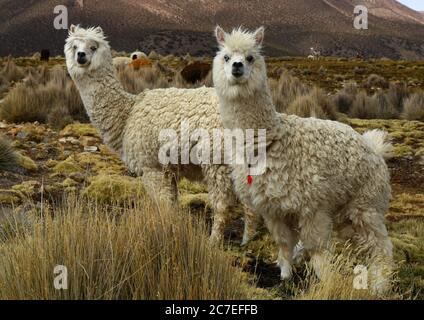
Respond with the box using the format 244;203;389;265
65;25;112;78
68;38;98;67
213;26;267;99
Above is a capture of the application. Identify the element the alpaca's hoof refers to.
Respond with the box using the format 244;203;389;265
280;266;293;281
277;260;293;280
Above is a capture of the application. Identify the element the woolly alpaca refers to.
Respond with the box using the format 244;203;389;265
64;25;258;244
213;26;393;292
129;57;152;70
112;52;148;68
131;51;147;60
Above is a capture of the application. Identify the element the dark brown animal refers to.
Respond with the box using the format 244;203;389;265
40;49;50;62
181;61;211;84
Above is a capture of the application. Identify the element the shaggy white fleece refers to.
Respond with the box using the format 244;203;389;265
213;26;393;293
64;25;258;244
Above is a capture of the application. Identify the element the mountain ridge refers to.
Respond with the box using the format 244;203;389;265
1;0;423;59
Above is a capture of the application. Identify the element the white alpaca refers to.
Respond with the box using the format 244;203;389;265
112;56;131;67
130;51;147;60
310;47;321;60
213;26;393;292
112;51;148;68
64;25;258;244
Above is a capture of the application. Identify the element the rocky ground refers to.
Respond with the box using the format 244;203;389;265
0;118;423;299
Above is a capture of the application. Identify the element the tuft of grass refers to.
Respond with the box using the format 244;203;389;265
1;58;24;83
293;247;398;300
308;88;338;120
286;95;326;119
333;82;358;114
0;135;20;172
270;71;310;113
0;74;9;96
349;91;380;119
374;91;399;119
402;92;424;121
82;174;145;204
0;196;253;300
362;74;389;90
387;83;410;113
0;66;86;128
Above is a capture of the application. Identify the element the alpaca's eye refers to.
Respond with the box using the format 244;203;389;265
246;55;254;63
73;45;77;50
224;55;230;62
91;46;97;52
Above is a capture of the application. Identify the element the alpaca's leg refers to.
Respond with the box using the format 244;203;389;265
141;167;178;207
264;216;298;280
204;165;260;245
299;210;333;279
208;188;236;245
241;207;261;246
347;205;393;294
204;166;238;245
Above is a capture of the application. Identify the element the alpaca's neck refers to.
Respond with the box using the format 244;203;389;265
72;65;136;154
218;85;279;131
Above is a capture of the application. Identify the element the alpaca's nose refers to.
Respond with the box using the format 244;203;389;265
77;52;87;64
232;62;244;78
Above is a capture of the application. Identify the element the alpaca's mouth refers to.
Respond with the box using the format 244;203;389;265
77;61;91;68
230;76;248;85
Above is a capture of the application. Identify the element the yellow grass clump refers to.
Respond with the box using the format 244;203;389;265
0;196;254;299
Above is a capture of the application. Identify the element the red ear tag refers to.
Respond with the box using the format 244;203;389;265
247;175;253;185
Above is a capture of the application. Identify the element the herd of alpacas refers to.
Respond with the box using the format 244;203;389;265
65;25;394;294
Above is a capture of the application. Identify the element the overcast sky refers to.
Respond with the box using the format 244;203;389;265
398;0;424;11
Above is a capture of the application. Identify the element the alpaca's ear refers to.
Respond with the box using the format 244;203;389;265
94;26;103;34
254;27;265;46
215;26;226;45
69;24;76;34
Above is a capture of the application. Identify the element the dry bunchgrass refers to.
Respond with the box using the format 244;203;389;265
270;71;310;113
293;245;399;300
333;82;358;114
0;195;253;300
0;135;20;172
0;66;86;128
116;63;210;95
362;74;389;90
387;83;410;113
349;91;380;119
402;92;424;121
286;95;327;119
1;58;24;83
374;91;399;119
308;88;338;120
0;74;9;96
285;88;337;120
334;81;414;119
